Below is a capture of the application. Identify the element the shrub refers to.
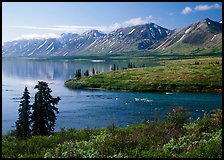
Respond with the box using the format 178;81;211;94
163;129;222;158
166;106;190;129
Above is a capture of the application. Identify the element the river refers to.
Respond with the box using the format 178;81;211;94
2;57;222;135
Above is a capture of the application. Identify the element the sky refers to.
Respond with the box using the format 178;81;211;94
2;2;222;43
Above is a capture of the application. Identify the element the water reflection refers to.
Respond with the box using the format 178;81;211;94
2;57;159;80
2;57;222;135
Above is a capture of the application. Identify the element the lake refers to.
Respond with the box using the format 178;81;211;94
2;57;222;135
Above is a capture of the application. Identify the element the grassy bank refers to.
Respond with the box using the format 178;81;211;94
65;57;222;93
2;108;222;158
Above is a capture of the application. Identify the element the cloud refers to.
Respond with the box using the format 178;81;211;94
11;16;154;34
15;33;60;40
182;3;221;15
122;16;153;26
10;16;155;41
181;7;193;15
195;3;221;11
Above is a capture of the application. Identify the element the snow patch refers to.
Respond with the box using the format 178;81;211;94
185;27;191;34
63;52;68;56
177;34;185;43
211;35;217;41
128;28;135;34
109;50;113;53
46;42;54;50
158;28;162;35
207;21;210;25
102;39;108;44
87;40;97;48
37;41;47;49
46;47;54;55
109;41;116;47
153;24;158;28
27;49;36;56
219;20;222;23
141;29;144;33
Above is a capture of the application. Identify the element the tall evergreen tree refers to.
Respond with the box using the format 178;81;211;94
75;69;81;79
84;69;89;77
92;68;95;75
31;81;60;136
15;86;31;139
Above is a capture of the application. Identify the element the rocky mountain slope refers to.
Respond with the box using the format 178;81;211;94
2;18;222;57
152;18;222;55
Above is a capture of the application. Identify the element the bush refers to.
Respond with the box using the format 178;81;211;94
166;106;190;129
45;140;99;158
163;129;222;158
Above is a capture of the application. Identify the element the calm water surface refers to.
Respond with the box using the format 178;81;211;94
2;57;222;135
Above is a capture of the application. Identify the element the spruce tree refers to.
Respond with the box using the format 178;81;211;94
92;68;95;75
75;69;81;79
31;81;60;136
15;86;31;139
84;69;89;77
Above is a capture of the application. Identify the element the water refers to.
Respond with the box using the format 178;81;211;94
2;57;222;135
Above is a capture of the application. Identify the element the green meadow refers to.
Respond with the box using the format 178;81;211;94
65;56;222;93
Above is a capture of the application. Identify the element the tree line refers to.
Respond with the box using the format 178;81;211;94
15;81;60;139
75;63;146;79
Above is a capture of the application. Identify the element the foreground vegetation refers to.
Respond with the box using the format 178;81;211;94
65;57;222;93
2;108;222;158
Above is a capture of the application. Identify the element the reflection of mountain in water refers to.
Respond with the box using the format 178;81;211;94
2;58;111;80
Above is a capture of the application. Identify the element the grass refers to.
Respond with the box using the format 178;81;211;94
65;56;222;93
2;108;222;158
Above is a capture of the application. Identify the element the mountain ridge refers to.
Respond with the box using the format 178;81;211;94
2;18;222;57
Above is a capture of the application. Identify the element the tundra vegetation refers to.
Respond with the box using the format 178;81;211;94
65;57;222;93
2;108;222;158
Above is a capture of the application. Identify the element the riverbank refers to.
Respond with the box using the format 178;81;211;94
65;57;222;93
2;108;222;158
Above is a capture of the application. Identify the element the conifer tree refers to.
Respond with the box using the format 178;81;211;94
84;69;89;77
15;87;31;139
92;68;95;75
75;69;81;79
31;81;60;136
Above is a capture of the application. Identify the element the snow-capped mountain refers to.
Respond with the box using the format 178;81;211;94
2;18;222;57
152;18;222;55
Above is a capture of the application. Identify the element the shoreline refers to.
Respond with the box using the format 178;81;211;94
65;57;222;94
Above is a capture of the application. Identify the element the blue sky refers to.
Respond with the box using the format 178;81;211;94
2;2;222;43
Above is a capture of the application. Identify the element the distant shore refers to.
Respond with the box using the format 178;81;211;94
65;57;222;94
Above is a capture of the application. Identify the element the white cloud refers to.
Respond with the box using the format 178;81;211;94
182;3;221;15
122;16;153;26
181;7;193;15
11;16;154;34
195;3;221;11
15;33;60;40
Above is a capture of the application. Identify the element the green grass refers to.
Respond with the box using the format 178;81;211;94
2;108;222;158
65;57;222;93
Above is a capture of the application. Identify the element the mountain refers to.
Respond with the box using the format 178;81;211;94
2;18;222;57
152;18;222;55
78;23;172;55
